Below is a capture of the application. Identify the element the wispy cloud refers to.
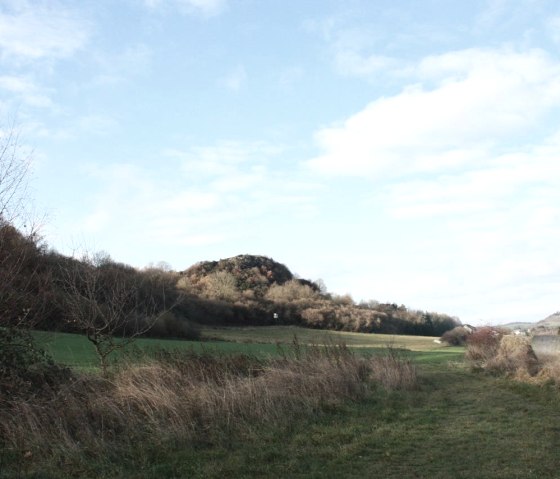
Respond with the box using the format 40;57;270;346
301;45;560;323
91;44;153;86
144;0;227;17
0;75;53;108
66;140;319;267
0;2;90;63
307;48;560;179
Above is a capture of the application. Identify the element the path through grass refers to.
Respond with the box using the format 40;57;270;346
102;364;560;479
9;329;560;478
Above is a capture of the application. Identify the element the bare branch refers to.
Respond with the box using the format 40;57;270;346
59;253;177;375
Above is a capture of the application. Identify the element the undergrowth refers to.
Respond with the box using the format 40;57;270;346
0;340;417;477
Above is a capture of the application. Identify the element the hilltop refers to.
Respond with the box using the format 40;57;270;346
175;254;460;337
501;312;560;333
180;254;315;297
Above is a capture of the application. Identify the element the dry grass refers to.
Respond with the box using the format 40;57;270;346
465;327;506;366
486;335;540;377
526;352;560;386
0;343;415;467
369;347;418;390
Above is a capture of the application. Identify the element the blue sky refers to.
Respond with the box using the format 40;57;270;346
1;0;560;325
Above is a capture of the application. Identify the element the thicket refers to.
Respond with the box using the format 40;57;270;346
0;342;417;476
176;255;459;336
1;233;459;341
464;328;557;383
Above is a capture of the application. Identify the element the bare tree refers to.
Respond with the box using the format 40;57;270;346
0;121;43;328
0;123;32;225
60;254;177;375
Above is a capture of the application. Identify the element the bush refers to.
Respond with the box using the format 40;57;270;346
441;326;470;346
485;335;539;377
465;327;507;366
266;279;318;303
0;328;71;399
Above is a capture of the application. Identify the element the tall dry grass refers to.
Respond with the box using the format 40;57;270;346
485;335;539;378
0;343;416;467
369;347;418;390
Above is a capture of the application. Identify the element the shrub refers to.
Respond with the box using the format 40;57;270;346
465;327;507;366
441;326;470;346
0;328;71;399
486;335;539;377
201;271;239;302
536;359;560;385
266;279;318;303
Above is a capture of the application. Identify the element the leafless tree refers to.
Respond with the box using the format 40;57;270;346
60;254;177;375
0;121;43;328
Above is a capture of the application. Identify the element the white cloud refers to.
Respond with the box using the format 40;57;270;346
168;140;283;178
302;46;560;324
0;2;90;62
307;48;560;179
0;75;53;107
144;0;227;16
64;140;320;268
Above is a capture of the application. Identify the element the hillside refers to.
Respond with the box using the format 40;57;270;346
501;312;560;333
175;254;460;337
0;223;459;338
537;312;560;328
180;254;310;297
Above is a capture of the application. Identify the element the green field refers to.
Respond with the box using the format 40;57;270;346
200;325;448;350
34;326;463;370
9;327;559;478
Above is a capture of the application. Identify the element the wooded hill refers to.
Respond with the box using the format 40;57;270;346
176;254;460;336
1;224;460;338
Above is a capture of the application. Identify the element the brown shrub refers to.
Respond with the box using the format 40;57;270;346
441;326;470;346
465;327;507;366
266;279;318;303
486;335;539;377
536;359;560;385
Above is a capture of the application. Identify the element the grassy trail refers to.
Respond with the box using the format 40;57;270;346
129;364;560;479
22;328;560;478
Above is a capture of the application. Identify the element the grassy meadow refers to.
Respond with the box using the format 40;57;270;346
33;325;462;370
2;327;560;478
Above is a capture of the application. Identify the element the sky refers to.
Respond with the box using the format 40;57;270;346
1;0;560;325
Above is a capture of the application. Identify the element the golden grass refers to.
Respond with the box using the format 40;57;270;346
0;343;416;466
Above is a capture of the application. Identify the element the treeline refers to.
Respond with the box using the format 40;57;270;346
1;224;459;339
170;254;460;336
